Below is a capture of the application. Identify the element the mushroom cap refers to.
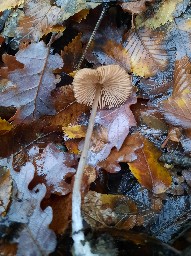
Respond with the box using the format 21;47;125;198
73;65;132;109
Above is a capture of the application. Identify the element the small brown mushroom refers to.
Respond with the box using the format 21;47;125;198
72;65;132;255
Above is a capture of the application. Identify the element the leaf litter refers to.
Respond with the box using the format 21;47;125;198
0;0;191;255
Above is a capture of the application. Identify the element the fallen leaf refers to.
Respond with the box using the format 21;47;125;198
0;0;24;12
121;0;154;14
4;160;57;255
42;194;72;235
0;167;12;216
0;242;17;256
159;57;191;128
136;0;189;29
63;125;86;139
0;118;13;133
0;41;63;123
128;133;172;194
28;143;77;196
61;33;83;73
82;191;143;229
17;0;62;42
99;133;143;173
124;28;168;77
86;93;137;166
102;40;131;71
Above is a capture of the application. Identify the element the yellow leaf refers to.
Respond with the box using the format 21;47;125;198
128;134;172;194
124;29;168;77
0;118;13;132
82;191;143;229
136;0;183;29
0;0;24;12
63;125;86;139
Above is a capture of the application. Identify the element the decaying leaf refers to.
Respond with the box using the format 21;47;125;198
61;33;83;73
0;0;24;12
0;41;63;123
136;0;189;29
6;161;57;255
50;85;90;127
17;0;62;42
0;118;13;133
27;143;77;196
102;40;131;72
86;93;137;166
128;133;172;194
121;0;154;14
63;125;86;139
82;191;143;229
99;133;143;173
0;166;12;216
124;28;168;77
45;194;72;235
160;57;191;129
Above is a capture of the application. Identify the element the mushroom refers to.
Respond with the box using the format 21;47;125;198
72;65;132;255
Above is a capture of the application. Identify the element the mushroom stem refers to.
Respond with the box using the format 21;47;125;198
72;85;101;255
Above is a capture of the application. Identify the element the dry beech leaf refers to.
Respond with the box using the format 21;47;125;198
0;167;12;216
0;41;63;123
124;28;168;77
102;40;131;71
61;33;83;73
0;54;24;79
0;118;13;133
27;143;78;196
0;0;24;12
7;162;56;255
136;0;188;29
128;133;172;194
17;0;62;42
86;93;137;166
99;133;143;173
50;85;90;127
63;125;86;139
172;56;191;96
82;191;143;229
160;57;191;129
121;0;154;14
160;90;191;129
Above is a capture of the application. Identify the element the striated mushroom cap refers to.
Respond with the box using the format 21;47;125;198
73;65;132;109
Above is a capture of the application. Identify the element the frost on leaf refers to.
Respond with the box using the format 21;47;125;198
0;166;12;216
17;0;62;42
85;93;137;166
82;191;143;230
136;0;190;29
28;143;77;196
0;41;63;123
128;133;172;194
124;28;168;77
7;162;56;255
160;57;191;129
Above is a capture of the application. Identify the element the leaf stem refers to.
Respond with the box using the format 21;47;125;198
72;85;101;255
